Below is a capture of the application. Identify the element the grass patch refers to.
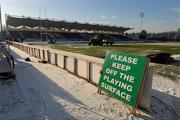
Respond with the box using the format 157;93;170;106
35;43;180;82
42;44;180;58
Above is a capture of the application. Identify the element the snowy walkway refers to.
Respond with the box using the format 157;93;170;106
0;46;179;120
0;46;129;120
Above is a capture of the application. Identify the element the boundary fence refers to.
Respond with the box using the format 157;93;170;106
8;41;104;85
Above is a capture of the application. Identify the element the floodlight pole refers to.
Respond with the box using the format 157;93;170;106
140;17;142;31
140;12;144;32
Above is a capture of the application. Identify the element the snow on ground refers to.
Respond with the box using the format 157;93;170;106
151;74;180;119
0;46;179;120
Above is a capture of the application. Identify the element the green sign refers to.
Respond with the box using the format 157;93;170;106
98;51;148;107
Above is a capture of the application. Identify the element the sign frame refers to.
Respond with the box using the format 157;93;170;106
98;51;149;114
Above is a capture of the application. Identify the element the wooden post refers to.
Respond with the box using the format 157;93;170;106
87;62;91;82
55;53;58;66
38;49;40;58
47;50;50;63
74;58;77;74
43;50;45;60
63;56;67;69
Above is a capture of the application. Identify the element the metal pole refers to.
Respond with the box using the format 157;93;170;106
45;3;47;42
0;5;2;35
140;17;143;31
5;14;10;39
140;12;144;32
175;34;177;42
39;7;42;41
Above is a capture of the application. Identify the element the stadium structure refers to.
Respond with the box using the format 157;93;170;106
2;14;179;42
5;14;132;42
149;32;180;42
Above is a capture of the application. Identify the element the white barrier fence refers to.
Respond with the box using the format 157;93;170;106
9;41;104;85
9;41;152;110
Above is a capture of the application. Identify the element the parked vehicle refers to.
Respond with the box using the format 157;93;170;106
80;34;114;46
0;42;15;79
48;38;56;44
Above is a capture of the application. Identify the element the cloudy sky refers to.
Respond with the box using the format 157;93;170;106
0;0;179;33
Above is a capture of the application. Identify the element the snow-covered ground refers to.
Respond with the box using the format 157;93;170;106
0;46;179;120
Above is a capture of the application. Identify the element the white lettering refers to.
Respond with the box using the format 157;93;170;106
101;82;132;102
119;72;135;83
110;54;138;64
112;62;131;71
105;68;118;76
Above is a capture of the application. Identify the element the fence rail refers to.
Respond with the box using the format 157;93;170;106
8;41;104;85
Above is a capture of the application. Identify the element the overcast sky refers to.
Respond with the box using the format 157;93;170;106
0;0;179;33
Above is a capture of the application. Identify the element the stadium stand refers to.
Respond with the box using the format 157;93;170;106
6;15;135;42
6;15;130;33
150;32;180;41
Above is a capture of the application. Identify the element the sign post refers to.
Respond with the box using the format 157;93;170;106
98;51;149;113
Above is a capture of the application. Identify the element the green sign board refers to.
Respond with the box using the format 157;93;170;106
98;51;148;107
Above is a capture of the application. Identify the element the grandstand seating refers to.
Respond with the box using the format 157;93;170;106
110;34;133;41
8;31;89;41
9;31;22;41
6;15;130;34
6;15;134;42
